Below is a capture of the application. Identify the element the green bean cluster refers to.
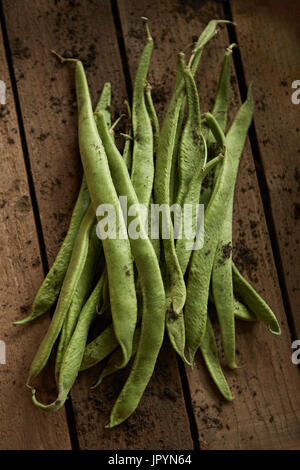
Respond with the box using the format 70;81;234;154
15;19;281;427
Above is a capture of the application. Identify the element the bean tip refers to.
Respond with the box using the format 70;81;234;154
51;50;79;64
226;43;238;53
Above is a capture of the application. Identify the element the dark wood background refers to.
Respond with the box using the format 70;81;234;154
0;0;300;450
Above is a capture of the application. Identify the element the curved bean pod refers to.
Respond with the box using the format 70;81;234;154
71;57;137;368
232;263;281;334
176;59;203;207
211;44;236;133
144;81;160;156
233;296;256;322
130;18;154;208
95;82;112;127
122;100;133;173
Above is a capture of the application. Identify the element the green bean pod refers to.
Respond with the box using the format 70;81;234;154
211;45;236;133
208;290;256;322
19;79;111;328
232;263;281;334
199;317;233;401
211;203;236;369
154;56;187;315
80;323;118;371
189;20;232;72
144;81;160;156
95;82;112;127
27;203;95;385
55;224;101;382
233;296;256;322
72;58;137;368
201;112;226;152
176;153;221;276
176;59;203;207
31;270;106;411
122;100;133;173
130;18;154;208
185;84;254;366
92;326;141;389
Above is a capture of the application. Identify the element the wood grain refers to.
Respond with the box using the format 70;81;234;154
230;0;300;336
117;0;300;449
0;23;71;450
2;0;193;449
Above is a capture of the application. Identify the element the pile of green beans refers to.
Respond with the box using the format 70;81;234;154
15;19;280;427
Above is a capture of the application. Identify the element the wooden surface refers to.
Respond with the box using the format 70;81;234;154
0;0;299;450
0;16;71;450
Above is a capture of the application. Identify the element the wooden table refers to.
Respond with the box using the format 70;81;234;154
0;0;299;450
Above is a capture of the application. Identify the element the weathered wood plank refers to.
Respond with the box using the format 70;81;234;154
2;0;193;449
230;0;300;336
0;24;71;450
118;0;300;449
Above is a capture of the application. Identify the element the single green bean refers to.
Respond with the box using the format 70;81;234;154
176;57;203;207
122;100;133;173
233;296;256;322
95;82;112;127
65;56;137;368
130;18;154;208
232;263;280;334
189;20;232;72
211;202;236;369
144;81;160;156
211;44;236;133
199;317;233;401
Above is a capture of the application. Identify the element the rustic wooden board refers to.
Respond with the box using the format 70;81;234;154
0;24;71;450
117;0;300;449
2;0;193;449
230;0;300;336
71;342;193;450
